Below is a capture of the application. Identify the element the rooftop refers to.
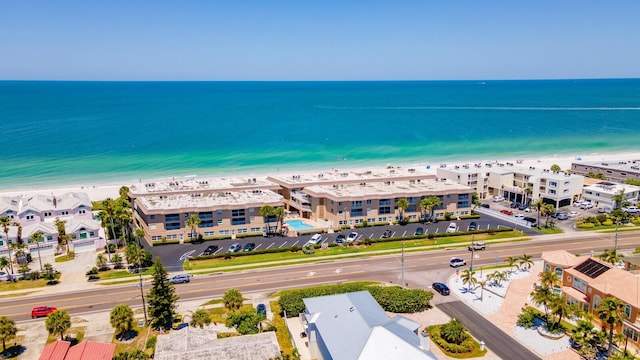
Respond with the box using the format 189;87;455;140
302;178;471;200
572;160;640;173
136;189;284;211
438;161;581;180
129;175;280;197
267;166;435;188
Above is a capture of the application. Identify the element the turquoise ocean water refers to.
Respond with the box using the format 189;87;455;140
1;79;640;190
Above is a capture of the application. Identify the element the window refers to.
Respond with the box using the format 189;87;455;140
624;326;639;342
379;207;391;214
217;220;223;225
366;199;372;204
554;267;563;278
379;199;391;206
567;276;572;283
549;181;557;187
251;227;261;233
26;215;34;220
149;215;156;220
625;304;632;319
204;231;214;237
61;211;69;215
592;295;602;311
219;230;230;235
573;277;587;293
238;228;247;234
79;209;86;214
89;231;95;236
44;212;52;217
351;201;362;208
217;210;223;215
378;217;387;222
151;235;162;241
545;263;551;272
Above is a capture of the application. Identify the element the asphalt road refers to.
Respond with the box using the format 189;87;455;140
3;231;638;323
438;301;541;360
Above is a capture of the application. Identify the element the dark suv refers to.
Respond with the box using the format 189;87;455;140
381;230;392;238
203;245;219;255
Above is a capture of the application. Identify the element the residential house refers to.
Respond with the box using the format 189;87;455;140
302;291;436;360
582;181;640;209
39;340;115;360
154;326;280;360
542;250;640;347
18;192;93;225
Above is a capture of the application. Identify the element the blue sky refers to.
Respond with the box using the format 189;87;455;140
1;1;639;80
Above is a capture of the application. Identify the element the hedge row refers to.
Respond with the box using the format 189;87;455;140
278;283;433;317
429;325;474;354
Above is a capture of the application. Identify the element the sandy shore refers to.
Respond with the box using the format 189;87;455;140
1;151;638;203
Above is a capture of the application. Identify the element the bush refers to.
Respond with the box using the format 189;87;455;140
146;335;157;349
576;222;595;228
429;325;474;354
278;283;433;316
602;219;613;226
86;267;99;276
517;308;537;328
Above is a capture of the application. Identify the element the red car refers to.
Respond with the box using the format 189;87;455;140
31;306;56;319
500;209;513;216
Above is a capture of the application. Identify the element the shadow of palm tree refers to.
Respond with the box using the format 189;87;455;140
2;344;26;358
459;288;475;294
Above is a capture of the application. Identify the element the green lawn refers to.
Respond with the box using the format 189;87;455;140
0;279;50;292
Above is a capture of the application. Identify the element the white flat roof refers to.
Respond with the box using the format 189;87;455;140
438;161;581;180
303;178;471;200
267;167;435;187
137;189;284;211
129;175;279;196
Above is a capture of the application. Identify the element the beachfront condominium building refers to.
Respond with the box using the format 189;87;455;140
437;162;584;208
128;176;285;244
571;159;640;183
581;181;640;209
542;250;640;350
268;167;473;229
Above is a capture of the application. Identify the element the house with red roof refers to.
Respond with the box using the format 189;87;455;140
39;340;115;360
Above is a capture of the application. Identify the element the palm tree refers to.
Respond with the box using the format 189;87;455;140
0;217;13;275
597;297;626;356
475;279;488;300
31;231;44;271
134;228;145;246
96;253;107;269
550;164;561;172
596;248;624;265
532;198;544;227
190;309;211;329
460;269;477;291
0;257;8;275
504;256;519;273
0;316;17;353
539;269;560;289
542;204;556;228
530;285;555;320
441;318;468;344
53;218;72;257
110;304;134;340
112;253;123;269
518;254;534;271
101;198;118;251
12;222;22;244
222;288;243;311
45;309;71;340
549;294;572;330
185;214;201;242
396;198;409;222
523;188;532;207
259;206;275;236
570;319;596;351
273;207;286;235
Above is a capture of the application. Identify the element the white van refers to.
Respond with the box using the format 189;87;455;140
446;223;457;233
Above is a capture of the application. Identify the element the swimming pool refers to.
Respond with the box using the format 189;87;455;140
286;219;314;230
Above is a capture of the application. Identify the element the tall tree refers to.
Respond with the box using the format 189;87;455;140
440;318;468;345
185;214;201;242
101;198;118;252
504;256;519;272
134;228;145;246
550;164;561;171
0;217;14;275
96;253;107;269
273;207;286;235
110;304;134;340
532;198;544;228
542;203;556;228
259;206;275;236
0;316;17;353
223;288;244;311
0;257;8;275
30;231;44;271
147;258;178;330
45;309;71;340
518;254;534;270
225;310;264;335
597;297;626;356
596;248;624;265
396;198;409;222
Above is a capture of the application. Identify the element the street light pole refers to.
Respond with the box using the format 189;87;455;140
137;253;148;325
401;240;405;289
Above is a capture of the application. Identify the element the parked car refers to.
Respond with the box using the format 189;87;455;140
623;206;640;214
172;314;184;330
468;241;486;251
598;206;612;214
480;203;490;209
347;232;359;242
307;234;323;245
169;274;191;284
567;211;579;218
432;282;450;296
203;245;219;255
468;222;477;231
556;213;569;220
446;223;457;233
514;214;525;220
415;227;424;235
243;243;256;252
518;203;529;210
580;202;594;210
31;306;56;319
524;217;537;226
510;202;519;209
228;243;242;252
573;200;585;207
492;196;505;202
449;257;466;267
257;303;267;317
335;234;346;244
381;229;392;238
500;209;513;216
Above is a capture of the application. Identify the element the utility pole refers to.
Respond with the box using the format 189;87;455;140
401;240;405;289
470;235;475;272
614;219;619;252
137;252;148;325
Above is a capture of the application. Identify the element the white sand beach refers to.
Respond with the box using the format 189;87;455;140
1;151;639;202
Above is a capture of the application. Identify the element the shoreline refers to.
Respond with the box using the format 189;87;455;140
1;151;639;202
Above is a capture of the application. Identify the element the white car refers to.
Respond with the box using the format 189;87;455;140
446;223;457;233
347;232;359;242
623;206;640;214
307;234;323;245
567;211;579;218
514;214;525;220
580;202;594;209
492;196;505;202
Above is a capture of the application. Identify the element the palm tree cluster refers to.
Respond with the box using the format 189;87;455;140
259;206;286;236
529;270;576;332
96;187;133;254
596;248;624;266
504;254;534;272
419;196;441;223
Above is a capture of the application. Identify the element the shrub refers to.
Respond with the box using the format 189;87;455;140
145;335;157;349
602;219;613;226
444;212;452;221
86;267;99;276
429;325;474;354
596;214;608;223
576;222;595;229
517;307;537;328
